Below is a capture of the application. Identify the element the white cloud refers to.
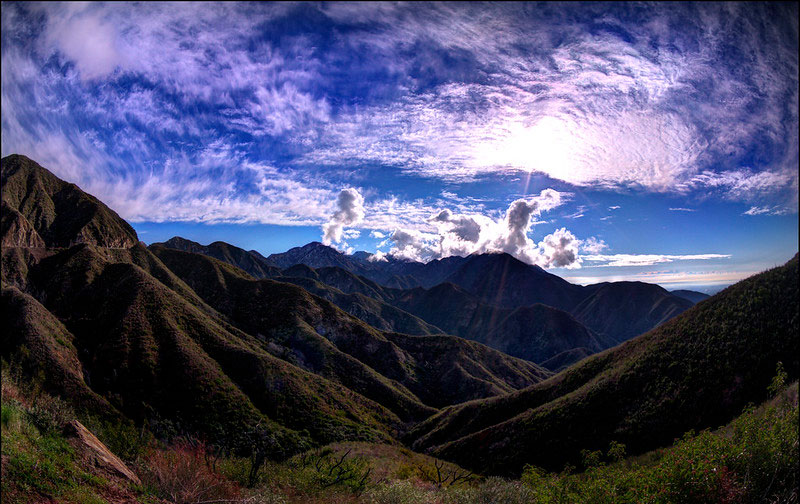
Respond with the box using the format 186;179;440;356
536;228;581;269
581;237;608;254
608;205;621;210
322;188;366;245
582;253;731;267
742;206;792;216
669;207;696;212
367;250;388;262
385;188;583;267
388;228;440;262
369;230;386;239
43;4;124;80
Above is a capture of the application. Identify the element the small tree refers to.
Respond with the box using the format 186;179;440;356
607;441;626;463
768;361;788;397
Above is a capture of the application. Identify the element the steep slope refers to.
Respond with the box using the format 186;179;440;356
155;236;281;278
10;243;402;447
670;289;711;304
147;245;434;423
442;253;585;311
150;245;547;411
1;286;117;418
571;282;693;344
386;333;551;408
393;282;607;367
408;255;799;475
482;304;615;364
1;154;138;248
278;275;442;335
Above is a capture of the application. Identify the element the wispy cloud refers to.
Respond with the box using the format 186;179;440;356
564;270;752;288
669;207;696;212
583;253;731;268
1;1;796;237
742;206;792;216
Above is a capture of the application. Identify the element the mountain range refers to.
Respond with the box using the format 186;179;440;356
156;235;694;368
2;154;796;479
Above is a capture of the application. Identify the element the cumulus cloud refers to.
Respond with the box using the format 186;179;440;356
367;250;388;262
369;230;386;239
322;188;365;245
385;188;583;267
388;228;440;262
581;237;608;254
535;228;581;268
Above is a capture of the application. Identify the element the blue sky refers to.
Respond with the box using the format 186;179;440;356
2;2;797;292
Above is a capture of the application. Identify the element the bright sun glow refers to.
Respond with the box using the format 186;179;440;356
471;116;575;179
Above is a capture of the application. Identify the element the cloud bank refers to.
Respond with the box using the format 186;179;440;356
382;189;585;268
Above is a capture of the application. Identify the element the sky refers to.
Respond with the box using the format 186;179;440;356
2;2;798;293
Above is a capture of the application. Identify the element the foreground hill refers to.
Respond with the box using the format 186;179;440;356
408;254;799;475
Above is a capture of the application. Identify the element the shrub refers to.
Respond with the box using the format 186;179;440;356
26;393;74;434
365;480;435;504
443;477;535;504
138;439;241;504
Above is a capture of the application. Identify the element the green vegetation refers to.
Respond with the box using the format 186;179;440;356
1;369;111;504
519;380;799;503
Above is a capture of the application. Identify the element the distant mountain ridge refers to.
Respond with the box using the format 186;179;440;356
158;236;696;367
670;289;711;303
155;236;281;278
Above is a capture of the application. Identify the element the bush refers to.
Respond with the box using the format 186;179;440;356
26;393;74;434
138;439;241;504
365;480;435;504
443;477;535;504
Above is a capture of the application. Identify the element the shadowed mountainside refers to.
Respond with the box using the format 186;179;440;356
407;254;799;475
571;281;694;344
155;236;281;278
670;289;711;304
149;245;550;410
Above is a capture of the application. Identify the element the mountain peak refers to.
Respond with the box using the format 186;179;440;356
1;154;139;249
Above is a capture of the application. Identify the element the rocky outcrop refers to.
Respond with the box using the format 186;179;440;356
65;420;141;485
1;201;46;248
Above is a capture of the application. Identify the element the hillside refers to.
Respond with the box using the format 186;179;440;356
149;245;549;410
1;154;138;248
571;281;694;344
408;254;799;475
